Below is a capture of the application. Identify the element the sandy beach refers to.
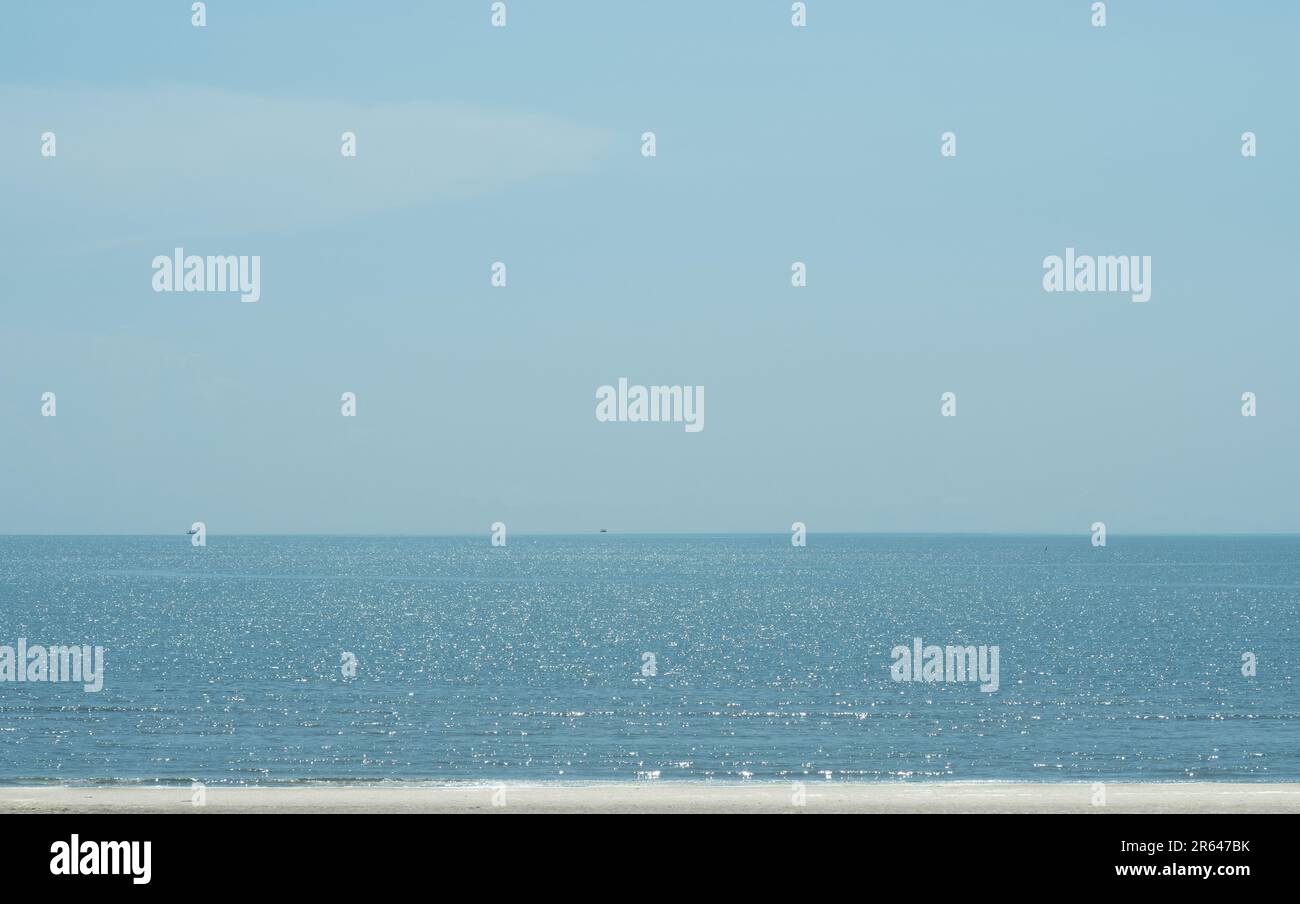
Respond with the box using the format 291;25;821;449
3;782;1298;814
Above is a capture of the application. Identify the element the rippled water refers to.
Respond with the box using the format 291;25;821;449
0;534;1296;784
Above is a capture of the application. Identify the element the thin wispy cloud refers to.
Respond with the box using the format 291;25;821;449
1;84;615;237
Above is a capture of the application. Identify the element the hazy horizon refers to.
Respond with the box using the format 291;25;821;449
5;529;1300;539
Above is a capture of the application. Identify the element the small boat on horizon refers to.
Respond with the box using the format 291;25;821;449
186;528;199;535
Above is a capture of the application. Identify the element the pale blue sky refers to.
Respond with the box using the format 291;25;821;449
2;1;1297;534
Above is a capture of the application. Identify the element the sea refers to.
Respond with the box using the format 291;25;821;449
0;534;1295;784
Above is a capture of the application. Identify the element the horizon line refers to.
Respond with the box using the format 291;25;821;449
3;531;1300;539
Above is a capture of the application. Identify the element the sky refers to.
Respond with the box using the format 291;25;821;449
1;1;1297;535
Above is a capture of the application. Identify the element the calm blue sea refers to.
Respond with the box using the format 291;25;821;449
0;534;1296;784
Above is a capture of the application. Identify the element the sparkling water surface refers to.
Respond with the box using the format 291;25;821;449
0;534;1295;784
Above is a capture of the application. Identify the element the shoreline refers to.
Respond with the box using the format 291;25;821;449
5;782;1300;814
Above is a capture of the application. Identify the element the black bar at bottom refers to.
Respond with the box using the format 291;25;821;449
0;813;1283;891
